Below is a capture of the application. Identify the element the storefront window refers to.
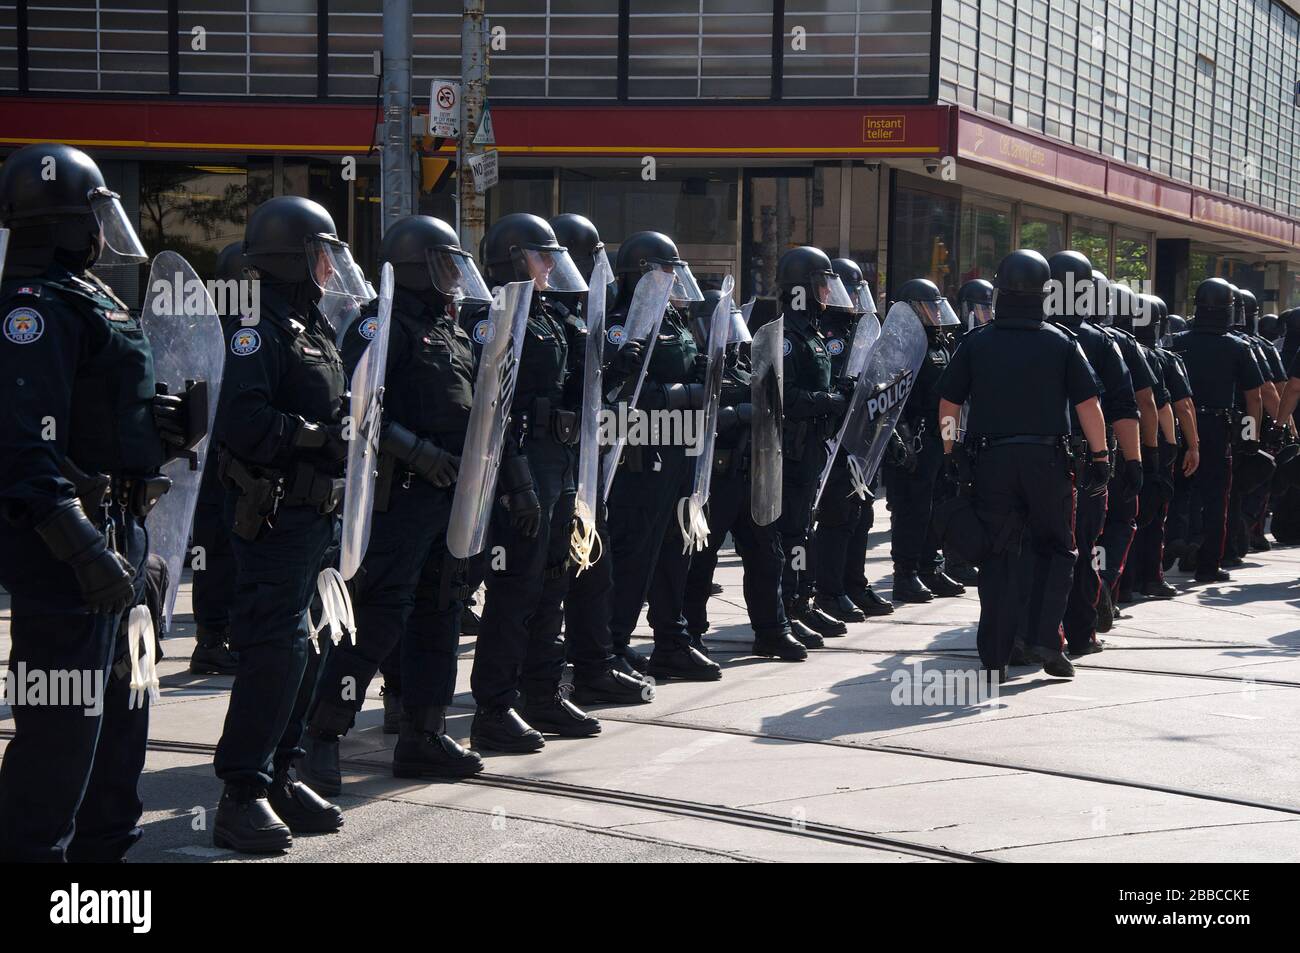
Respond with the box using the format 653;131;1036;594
1114;228;1152;285
889;174;959;301
139;162;253;280
742;171;811;299
1187;244;1265;311
1019;205;1065;257
489;170;555;225
849;165;881;293
1070;216;1111;273
958;198;1012;284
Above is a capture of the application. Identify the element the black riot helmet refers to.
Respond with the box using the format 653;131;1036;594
1194;277;1236;330
1168;314;1187;335
1260;312;1281;341
1227;284;1245;328
550;213;610;285
381;214;490;302
1133;293;1162;345
689;289;750;349
891;277;959;328
214;241;246;284
957;278;994;330
1091;269;1114;326
830;257;877;319
244;196;367;307
614;230;703;305
1239;288;1260;334
1284;307;1300;340
993;249;1051;322
1046;250;1094;325
481;212;588;294
0;142;148;270
776;246;854;320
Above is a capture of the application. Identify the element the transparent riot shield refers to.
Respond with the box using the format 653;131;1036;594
338;262;394;581
0;228;8;282
840;302;929;491
678;275;734;551
812;312;884;511
140;251;225;634
448;280;535;559
570;253;614;572
750;317;784;526
599;267;676;502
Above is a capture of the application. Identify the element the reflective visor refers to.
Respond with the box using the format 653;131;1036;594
518;246;588;293
647;261;705;303
727;307;752;344
307;236;369;301
813;272;855;311
428;247;492;302
88;188;147;263
967;302;993;327
912;297;961;327
850;281;878;317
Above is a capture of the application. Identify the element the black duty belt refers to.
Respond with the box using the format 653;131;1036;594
58;457;171;522
977;435;1066;449
513;397;580;446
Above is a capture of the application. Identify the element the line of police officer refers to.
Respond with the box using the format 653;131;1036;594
4;141;1298;860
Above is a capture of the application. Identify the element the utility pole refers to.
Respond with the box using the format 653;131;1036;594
459;0;489;254
380;0;413;235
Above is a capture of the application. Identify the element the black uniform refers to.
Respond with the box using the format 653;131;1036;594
939;316;1099;669
0;268;163;861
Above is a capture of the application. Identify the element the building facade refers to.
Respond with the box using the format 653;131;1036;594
3;0;1299;315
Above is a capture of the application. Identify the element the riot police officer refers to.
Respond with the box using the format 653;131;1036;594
1043;251;1139;655
677;292;807;661
1170;278;1264;583
212;195;362;852
937;250;1107;678
0;143;182;860
809;259;893;620
189;240;245;675
543;212;652;704
298;216;486;794
776;246;858;644
881;278;964;604
957;278;994;334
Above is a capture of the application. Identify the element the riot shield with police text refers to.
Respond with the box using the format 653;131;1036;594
812;312;883;510
141;251;225;633
449;280;535;559
571;253;614;572
678;275;734;551
338;263;394;580
839;302;929;491
599;267;675;502
750;317;784;526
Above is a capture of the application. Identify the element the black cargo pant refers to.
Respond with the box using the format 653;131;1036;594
973;442;1076;669
1192;414;1234;578
812;460;876;597
1098;468;1139;596
1062;483;1107;653
779;432;831;604
191;470;237;635
883;422;945;574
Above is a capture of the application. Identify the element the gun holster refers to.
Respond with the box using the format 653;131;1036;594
219;452;280;542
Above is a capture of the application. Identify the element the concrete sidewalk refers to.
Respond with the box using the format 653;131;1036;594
4;508;1300;862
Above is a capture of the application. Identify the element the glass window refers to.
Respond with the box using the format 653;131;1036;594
138;162;256;279
849;164;881;290
958;198;1012;284
1113;228;1152;284
889;175;959;302
1019;205;1065;257
1070;215;1111;273
742;171;812;300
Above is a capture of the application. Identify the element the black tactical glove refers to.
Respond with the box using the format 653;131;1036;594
1084;454;1113;496
499;454;541;538
834;377;858;398
886;430;917;472
380;422;460;488
691;352;710;382
152;392;191;449
293;418;349;463
812;390;848;418
610;339;645;378
1121;457;1144;496
35;499;136;615
944;445;973;487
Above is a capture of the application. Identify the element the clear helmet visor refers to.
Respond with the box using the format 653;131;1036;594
967;302;994;328
849;281;878;317
647;261;705;303
592;246;614;287
812;272;855;311
88;188;147;263
307;236;368;301
912;297;961;327
727;307;752;344
518;246;588;293
428;247;491;302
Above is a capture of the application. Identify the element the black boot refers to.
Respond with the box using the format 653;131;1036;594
787;614;825;649
381;685;401;735
460;605;481;635
892;571;934;604
1177;543;1199;574
522;689;602;737
1250;532;1271;552
296;702;353;797
791;598;848;636
1095;585;1114;633
267;768;344;834
689;633;711;657
572;665;655;705
710;582;724;595
190;626;239;676
1140;579;1177;599
1163;539;1185;572
1024;645;1075;678
752;627;808;661
1007;640;1032;666
1193;568;1231;583
393;707;484;779
647;644;722;681
213;783;292;854
847;586;894;616
918;570;965;597
613;644;650;676
471;706;545;753
814;593;865;623
1069;638;1104;657
946;558;979;586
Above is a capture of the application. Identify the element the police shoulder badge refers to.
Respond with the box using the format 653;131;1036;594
3;308;44;345
606;323;626;346
782;337;793;357
472;318;495;345
827;338;845;355
231;327;261;356
358;316;380;341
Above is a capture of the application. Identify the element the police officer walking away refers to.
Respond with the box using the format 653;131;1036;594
212;196;363;852
882;278;965;604
1170;278;1264;583
937;250;1108;679
0;143;176;860
298;216;486;794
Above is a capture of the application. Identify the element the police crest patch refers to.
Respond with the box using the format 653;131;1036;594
827;338;845;355
782;337;793;357
358;317;380;340
231;327;261;356
3;308;43;345
607;324;626;346
472;318;495;345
